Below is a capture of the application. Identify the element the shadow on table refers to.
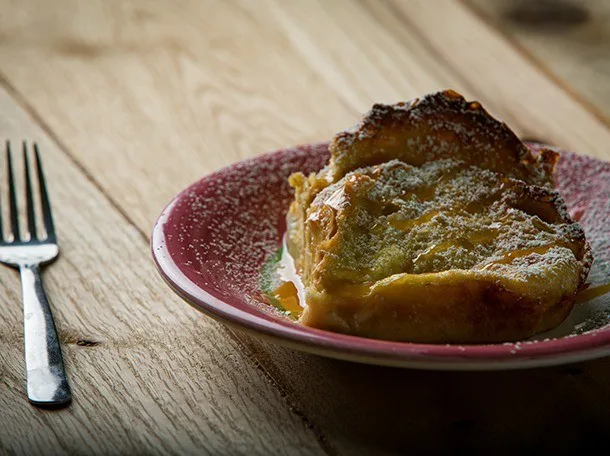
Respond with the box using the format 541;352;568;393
247;339;610;454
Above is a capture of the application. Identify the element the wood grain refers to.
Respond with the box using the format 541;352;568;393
266;0;610;159
372;0;610;158
0;0;355;230
248;341;610;453
0;0;609;454
0;87;324;455
466;0;610;125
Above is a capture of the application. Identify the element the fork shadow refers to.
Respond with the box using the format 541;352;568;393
248;339;610;454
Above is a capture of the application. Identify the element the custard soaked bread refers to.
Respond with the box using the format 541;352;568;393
287;90;591;343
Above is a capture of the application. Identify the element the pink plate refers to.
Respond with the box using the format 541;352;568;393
151;143;610;370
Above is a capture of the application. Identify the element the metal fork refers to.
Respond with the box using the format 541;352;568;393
0;141;71;407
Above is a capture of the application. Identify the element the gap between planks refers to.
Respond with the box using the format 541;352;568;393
460;0;610;128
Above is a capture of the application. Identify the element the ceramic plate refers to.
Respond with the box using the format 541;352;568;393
151;142;610;370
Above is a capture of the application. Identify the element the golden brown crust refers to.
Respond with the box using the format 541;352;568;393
299;273;580;343
330;90;557;187
287;90;592;343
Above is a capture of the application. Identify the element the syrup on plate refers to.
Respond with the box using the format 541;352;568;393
262;235;306;320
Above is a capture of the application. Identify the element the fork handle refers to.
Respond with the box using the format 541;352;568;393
21;264;71;407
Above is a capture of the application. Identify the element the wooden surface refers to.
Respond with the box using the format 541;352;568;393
468;0;610;124
0;0;609;453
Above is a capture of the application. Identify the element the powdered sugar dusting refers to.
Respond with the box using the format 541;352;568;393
305;156;587;290
527;144;610;341
164;144;328;313
163;141;610;343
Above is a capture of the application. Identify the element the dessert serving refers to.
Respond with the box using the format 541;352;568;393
284;90;592;343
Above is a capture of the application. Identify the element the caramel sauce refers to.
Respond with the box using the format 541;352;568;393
576;283;610;304
413;241;454;264
410;229;500;266
463;201;486;214
480;245;558;270
409;185;437;201
269;234;306;319
273;281;304;318
389;167;500;231
467;229;500;244
390;211;439;231
397;170;460;203
492;245;553;264
531;217;555;234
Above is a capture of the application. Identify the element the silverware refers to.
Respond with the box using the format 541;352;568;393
0;141;71;407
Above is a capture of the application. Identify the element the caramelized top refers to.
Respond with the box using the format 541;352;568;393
329;90;558;187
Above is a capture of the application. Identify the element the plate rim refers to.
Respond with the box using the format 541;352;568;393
151;143;610;370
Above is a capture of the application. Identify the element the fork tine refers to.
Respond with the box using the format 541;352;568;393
34;143;55;241
23;141;37;240
6;141;20;241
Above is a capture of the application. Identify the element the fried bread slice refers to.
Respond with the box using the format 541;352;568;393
289;160;590;342
286;91;591;343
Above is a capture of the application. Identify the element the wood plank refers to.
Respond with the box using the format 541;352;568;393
1;0;610;453
0;87;324;455
249;341;610;453
466;0;610;125
265;0;456;109
0;0;355;230
0;1;352;452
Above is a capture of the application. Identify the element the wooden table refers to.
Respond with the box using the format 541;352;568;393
1;0;609;453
